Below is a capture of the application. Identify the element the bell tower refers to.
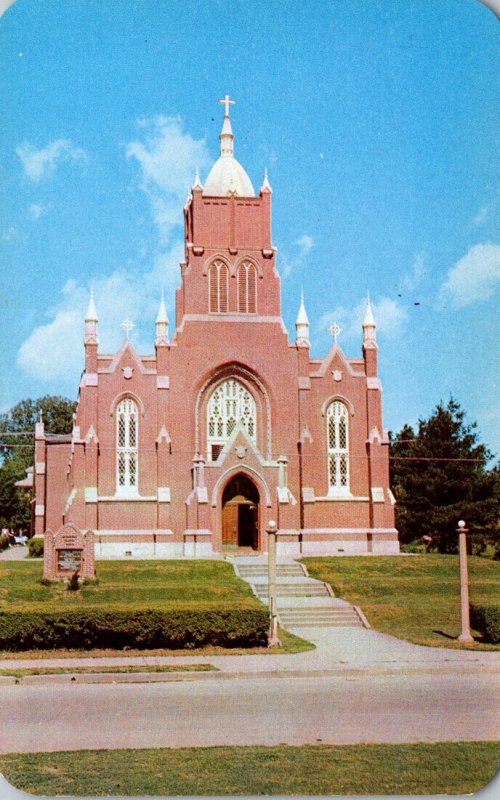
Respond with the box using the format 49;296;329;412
175;97;281;328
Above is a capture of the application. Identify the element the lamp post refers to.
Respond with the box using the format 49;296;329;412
456;520;474;644
267;520;281;647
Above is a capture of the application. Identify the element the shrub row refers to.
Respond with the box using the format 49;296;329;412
0;607;269;651
470;604;500;644
28;537;44;558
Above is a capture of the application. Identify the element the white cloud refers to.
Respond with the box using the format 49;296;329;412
28;203;45;221
318;296;407;342
280;233;314;277
472;206;488;226
16;139;86;181
125;116;210;242
17;242;183;382
2;226;18;241
400;252;426;293
440;243;500;308
295;234;314;255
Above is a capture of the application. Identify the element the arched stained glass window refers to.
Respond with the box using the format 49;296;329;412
209;260;229;313
237;261;257;313
207;379;256;461
116;398;138;492
327;400;349;492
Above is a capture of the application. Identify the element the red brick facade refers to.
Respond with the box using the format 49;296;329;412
32;105;398;558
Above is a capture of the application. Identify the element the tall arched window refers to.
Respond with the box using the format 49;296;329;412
116;398;138;493
209;260;229;313
327;400;349;492
207;379;256;460
237;261;257;313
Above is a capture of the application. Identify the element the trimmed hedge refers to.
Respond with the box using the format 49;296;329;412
470;604;500;644
28;537;44;558
0;607;269;651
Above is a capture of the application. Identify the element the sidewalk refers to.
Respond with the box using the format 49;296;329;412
1;626;499;684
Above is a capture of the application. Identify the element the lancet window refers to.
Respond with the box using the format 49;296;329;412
208;260;229;313
207;379;256;461
327;400;349;492
237;261;257;313
116;398;138;492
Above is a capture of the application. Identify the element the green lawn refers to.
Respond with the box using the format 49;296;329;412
303;554;500;648
0;559;259;611
0;742;498;795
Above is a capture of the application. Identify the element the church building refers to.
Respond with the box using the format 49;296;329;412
32;98;399;558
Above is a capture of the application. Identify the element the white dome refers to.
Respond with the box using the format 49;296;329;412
203;156;255;197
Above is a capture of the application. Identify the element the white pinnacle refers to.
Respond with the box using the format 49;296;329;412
156;289;169;324
296;289;309;325
192;166;203;190
85;287;98;322
363;294;376;328
261;167;272;193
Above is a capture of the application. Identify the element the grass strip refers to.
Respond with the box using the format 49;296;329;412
0;742;498;795
0;664;216;677
303;554;500;649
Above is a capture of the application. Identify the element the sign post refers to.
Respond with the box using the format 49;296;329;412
267;520;281;647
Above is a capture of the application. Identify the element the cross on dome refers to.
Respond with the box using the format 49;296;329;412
219;94;235;116
120;319;135;339
328;322;342;344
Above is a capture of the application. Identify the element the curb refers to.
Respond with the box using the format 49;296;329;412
2;662;500;686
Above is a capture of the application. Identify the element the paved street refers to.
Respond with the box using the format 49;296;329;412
1;670;499;753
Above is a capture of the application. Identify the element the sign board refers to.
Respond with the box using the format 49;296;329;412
57;549;82;573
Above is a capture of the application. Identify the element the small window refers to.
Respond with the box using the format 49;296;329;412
237;261;257;313
327;400;349;492
209;260;229;313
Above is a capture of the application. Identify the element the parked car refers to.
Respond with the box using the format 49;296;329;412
11;534;28;546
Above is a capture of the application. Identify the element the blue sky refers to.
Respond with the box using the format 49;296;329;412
1;0;499;455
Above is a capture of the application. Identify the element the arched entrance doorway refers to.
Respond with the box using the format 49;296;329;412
222;474;259;551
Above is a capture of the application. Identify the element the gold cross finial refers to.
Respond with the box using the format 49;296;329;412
219;94;235;116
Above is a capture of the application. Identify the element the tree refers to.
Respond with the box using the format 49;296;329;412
390;398;499;553
0;396;76;532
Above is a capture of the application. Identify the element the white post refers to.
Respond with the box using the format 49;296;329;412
267;520;281;647
457;520;474;643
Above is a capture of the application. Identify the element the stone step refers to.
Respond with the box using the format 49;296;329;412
237;565;305;577
279;610;363;626
254;583;329;597
282;620;364;628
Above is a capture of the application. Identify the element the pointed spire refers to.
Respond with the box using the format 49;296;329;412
219;94;235;158
192;166;203;191
362;294;377;348
295;289;310;347
155;290;169;346
84;287;98;345
260;167;272;193
85;286;98;322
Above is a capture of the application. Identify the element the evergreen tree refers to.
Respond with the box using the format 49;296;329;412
390;399;498;553
0;396;76;532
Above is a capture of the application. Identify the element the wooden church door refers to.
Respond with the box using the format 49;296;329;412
221;474;260;550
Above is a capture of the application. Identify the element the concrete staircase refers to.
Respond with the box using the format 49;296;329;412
232;558;369;631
